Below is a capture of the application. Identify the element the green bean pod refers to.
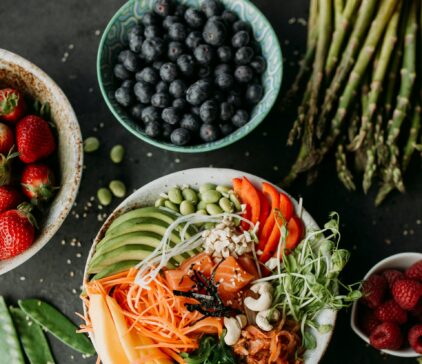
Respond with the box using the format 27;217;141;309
0;297;24;364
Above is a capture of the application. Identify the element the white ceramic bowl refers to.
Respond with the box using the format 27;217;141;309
0;49;83;275
351;252;422;358
83;168;337;363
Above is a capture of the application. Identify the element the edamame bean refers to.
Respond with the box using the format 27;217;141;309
219;197;234;213
216;185;231;194
201;189;221;203
97;188;112;206
229;193;242;211
199;183;216;194
109;180;126;198
180;200;195;215
203;222;216;230
182;188;198;204
168;187;183;204
83;137;100;153
155;198;166;208
164;200;179;212
197;200;208;210
206;203;223;215
196;209;208;216
110;145;125;164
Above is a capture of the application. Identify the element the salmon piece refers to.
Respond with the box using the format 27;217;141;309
164;269;195;292
179;252;215;277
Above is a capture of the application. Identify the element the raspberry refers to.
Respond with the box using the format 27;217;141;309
374;299;407;325
382;269;404;289
361;274;388;309
406;260;422;282
369;322;403;350
359;308;380;336
408;324;422;354
392;279;422;311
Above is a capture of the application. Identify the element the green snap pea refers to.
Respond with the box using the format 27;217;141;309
182;188;198;205
180;200;195;215
201;190;222;204
219;197;234;213
154;198;166;207
83;137;100;153
199;183;216;194
97;188;112;206
168;187;183;204
197;200;208;210
216;185;231;194
229;193;242;211
0;297;24;364
206;203;223;215
9;307;55;364
109;180;126;198
18;299;95;356
110;145;125;164
164;200;179;212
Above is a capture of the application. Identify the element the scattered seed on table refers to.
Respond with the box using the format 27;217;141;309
109;180;127;198
110;145;125;164
175;158;180;163
20;277;26;281
61;240;66;246
83;137;100;153
273;166;279;171
94;30;101;36
147;152;153;157
76;253;82;258
97;188;112;206
245;151;250;157
67;259;71;265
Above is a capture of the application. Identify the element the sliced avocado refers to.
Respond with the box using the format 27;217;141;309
95;231;163;255
90;260;139;281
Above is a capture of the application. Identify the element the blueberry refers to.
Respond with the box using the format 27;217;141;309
128;24;144;41
121;79;134;89
142;11;159;26
232;109;249;127
177;54;196;76
162;123;174;140
141;106;160;123
232;30;250;48
250;56;267;74
217;46;232;62
142;38;165;61
169;23;187;41
173;98;187;110
191;106;200;115
168;41;184;61
129;34;143;53
154;0;172;17
156;80;169;92
136;67;159;84
198;65;212;78
151;92;171;108
234;65;254;83
169;79;187;98
114;64;131;80
200;100;218;123
115;87;134;107
222;10;238;24
235;46;254;65
215;72;234;89
184;8;205;28
186;31;203;49
186;79;212;106
245;84;264;104
194;44;215;64
130;104;144;121
203;19;226;46
220;102;235;121
200;124;219;142
117;49;134;63
162;107;181;125
163;15;181;29
171;128;191;146
145;120;162;138
160;62;178;82
201;0;223;17
144;25;161;39
214;63;232;75
227;91;242;107
180;114;201;132
220;122;235;136
175;3;187;16
233;20;251;33
134;82;154;104
122;52;139;72
153;61;164;70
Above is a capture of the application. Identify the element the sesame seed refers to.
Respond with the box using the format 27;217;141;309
20;276;26;281
67;259;72;264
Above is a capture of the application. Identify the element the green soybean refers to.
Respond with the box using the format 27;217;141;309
155;198;166;208
229;193;242;211
196;209;208;216
199;183;216;194
182;188;198;204
164;200;179;212
180;200;195;215
83;137;100;153
197;200;208;210
216;185;231;194
168;187;183;204
201;190;221;203
203;222;216;230
18;299;95;356
0;297;24;364
206;203;223;215
110;145;125;164
219;197;234;213
109;180;126;198
97;188;112;206
9;307;55;364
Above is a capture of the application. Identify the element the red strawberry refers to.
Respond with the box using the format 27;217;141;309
0;88;26;123
0;123;14;154
0;186;23;213
0;205;35;260
16;115;56;163
369;322;403;350
406;260;422;281
392;279;422;310
408;324;422;354
361;274;388;309
382;269;404;289
21;164;56;203
359;307;380;336
374;299;407;325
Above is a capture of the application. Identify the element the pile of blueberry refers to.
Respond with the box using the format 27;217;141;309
113;0;266;146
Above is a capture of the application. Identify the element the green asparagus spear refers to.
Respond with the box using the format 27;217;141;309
403;105;421;171
335;143;356;191
334;0;344;30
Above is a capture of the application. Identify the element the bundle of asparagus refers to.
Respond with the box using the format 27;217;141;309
284;0;421;205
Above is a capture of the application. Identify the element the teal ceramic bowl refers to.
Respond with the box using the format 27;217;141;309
98;0;282;153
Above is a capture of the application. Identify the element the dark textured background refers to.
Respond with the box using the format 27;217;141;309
0;1;420;363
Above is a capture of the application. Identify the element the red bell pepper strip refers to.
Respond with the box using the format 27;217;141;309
257;189;270;237
232;177;250;229
285;216;303;250
279;192;294;221
258;182;280;251
240;177;260;224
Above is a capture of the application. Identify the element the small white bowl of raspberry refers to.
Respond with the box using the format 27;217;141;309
351;252;422;357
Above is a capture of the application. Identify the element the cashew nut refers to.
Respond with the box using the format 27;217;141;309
223;317;241;346
255;309;280;332
244;282;273;311
236;314;248;329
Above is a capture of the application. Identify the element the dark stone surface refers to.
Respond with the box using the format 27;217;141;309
0;1;420;363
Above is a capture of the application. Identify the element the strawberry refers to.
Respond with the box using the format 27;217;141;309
382;269;404;289
374;299;407;325
408;324;422;354
359;307;380;336
21;164;56;203
369;322;403;350
0;88;26;123
0;186;23;213
0;205;35;260
406;260;422;281
0;122;14;154
361;274;388;309
16;115;56;163
392;279;422;310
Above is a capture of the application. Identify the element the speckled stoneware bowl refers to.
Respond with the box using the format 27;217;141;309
97;0;282;153
83;168;336;363
0;49;83;275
